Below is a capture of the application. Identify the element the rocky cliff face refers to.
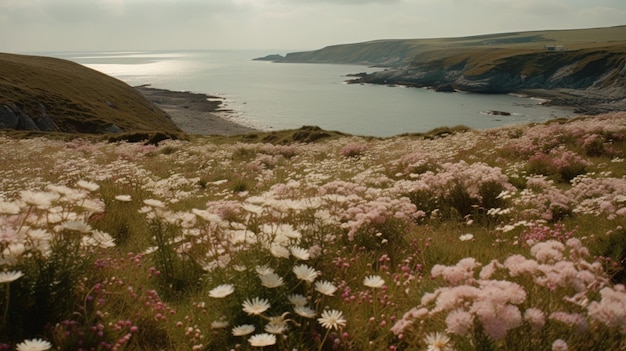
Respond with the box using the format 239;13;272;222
348;47;626;113
265;26;626;113
0;53;182;135
357;48;626;94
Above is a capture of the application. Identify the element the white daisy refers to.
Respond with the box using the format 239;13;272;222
315;280;337;296
232;324;255;336
211;320;229;329
0;271;24;284
77;180;100;192
363;275;385;289
242;297;270;315
248;333;276;347
20;190;59;209
317;309;346;330
16;338;52;351
255;265;275;275
459;233;474;241
115;195;132;202
290;246;310;260
424;332;453;351
209;284;235;298
259;272;284;288
0;200;20;214
287;293;308;306
293;264;320;283
264;321;288;334
270;244;290;258
81;230;116;249
294;305;316;318
143;199;165;208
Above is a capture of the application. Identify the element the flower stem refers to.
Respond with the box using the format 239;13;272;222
318;328;331;351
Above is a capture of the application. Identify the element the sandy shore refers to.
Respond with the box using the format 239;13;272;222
135;86;260;135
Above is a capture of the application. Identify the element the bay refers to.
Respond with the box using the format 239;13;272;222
46;49;574;137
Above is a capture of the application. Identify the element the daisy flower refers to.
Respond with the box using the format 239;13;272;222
81;230;116;249
20;190;58;210
315;280;337;296
209;284;235;298
270;244;290;258
259;272;284;288
287;293;308;306
255;265;275;275
16;338;52;351
424;332;453;351
115;195;132;202
232;324;255;336
248;333;276;347
290;246;310;260
264;321;288;334
77;180;99;192
363;275;385;288
459;233;474;241
211;320;229;329
317;309;346;330
0;270;24;284
58;221;92;233
293;264;320;283
242;297;270;315
143;199;165;209
294;305;316;318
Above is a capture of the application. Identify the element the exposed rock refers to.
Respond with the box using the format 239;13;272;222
433;84;456;93
484;110;512;116
0;102;60;132
105;124;123;134
0;104;19;129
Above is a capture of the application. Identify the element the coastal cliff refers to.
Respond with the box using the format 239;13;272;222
352;46;626;114
260;26;626;113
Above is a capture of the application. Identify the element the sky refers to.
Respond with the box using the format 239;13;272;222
1;0;626;53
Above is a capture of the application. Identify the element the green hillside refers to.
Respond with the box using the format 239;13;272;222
0;53;183;136
275;25;626;66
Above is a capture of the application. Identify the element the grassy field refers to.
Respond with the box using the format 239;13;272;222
1;112;626;350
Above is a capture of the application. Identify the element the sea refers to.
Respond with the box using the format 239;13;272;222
44;49;575;137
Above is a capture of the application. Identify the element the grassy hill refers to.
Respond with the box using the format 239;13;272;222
0;52;183;136
277;25;626;66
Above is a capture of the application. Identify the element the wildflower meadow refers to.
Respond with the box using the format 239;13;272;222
1;112;626;350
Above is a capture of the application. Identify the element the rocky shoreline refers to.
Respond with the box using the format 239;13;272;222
135;86;260;136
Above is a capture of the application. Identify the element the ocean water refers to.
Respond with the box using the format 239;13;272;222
47;50;575;137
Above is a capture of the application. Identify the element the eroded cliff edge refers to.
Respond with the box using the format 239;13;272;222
259;26;626;114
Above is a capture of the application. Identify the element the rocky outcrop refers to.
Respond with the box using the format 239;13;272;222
0;103;59;132
348;48;626;113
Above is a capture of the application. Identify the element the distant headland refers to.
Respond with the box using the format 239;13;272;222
255;25;626;115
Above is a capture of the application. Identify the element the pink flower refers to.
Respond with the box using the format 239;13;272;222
524;308;546;331
587;285;626;329
552;339;568;351
549;312;588;332
445;309;474;336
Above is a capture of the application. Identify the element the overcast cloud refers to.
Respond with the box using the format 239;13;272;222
1;0;625;53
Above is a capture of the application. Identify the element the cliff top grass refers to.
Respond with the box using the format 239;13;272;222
0;52;184;136
282;25;626;70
